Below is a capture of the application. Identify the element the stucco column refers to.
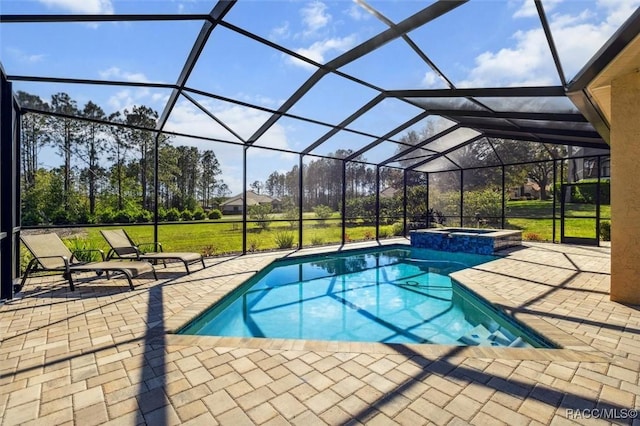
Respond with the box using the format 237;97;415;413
610;70;640;304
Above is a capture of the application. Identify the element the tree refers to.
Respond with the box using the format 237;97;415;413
265;171;286;198
79;101;108;214
49;92;80;208
106;111;132;210
199;150;223;209
250;180;263;194
16;92;49;190
175;146;200;210
125;105;158;210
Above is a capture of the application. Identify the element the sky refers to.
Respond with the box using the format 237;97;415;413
0;0;637;193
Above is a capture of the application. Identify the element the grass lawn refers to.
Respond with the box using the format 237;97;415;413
32;200;610;266
506;200;610;241
72;216;401;258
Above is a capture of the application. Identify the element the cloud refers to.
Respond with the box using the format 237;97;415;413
270;21;291;41
301;1;331;36
459;0;640;87
346;3;370;21
421;71;448;89
99;67;150;83
512;0;562;18
287;35;358;69
38;0;114;14
7;48;46;63
458;28;558;87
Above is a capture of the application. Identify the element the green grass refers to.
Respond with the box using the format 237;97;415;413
75;218;399;257
506;200;610;241
49;201;610;255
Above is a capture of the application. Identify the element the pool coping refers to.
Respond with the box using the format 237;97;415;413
162;241;609;363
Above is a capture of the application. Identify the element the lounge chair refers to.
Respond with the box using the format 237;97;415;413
20;233;157;291
100;229;205;274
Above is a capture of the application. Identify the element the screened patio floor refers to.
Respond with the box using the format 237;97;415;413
1;240;637;425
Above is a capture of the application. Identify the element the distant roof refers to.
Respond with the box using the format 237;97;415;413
221;191;278;207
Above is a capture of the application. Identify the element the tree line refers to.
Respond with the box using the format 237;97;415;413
18;91;229;225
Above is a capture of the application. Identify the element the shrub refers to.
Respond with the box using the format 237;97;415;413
310;235;324;246
65;237;101;262
76;209;96;225
248;238;260;252
363;230;374;240
378;226;391;239
166;208;181;222
98;208;114;224
112;209;135;224
181;209;193;221
283;206;299;228
573;179;610;204
201;244;216;257
20;245;33;275
523;232;544;241
462;188;502;226
193;208;206;220
428;208;447;227
392;222;405;236
157;207;167;222
274;231;295;249
208;209;222;220
135;209;152;223
249;204;273;230
51;208;74;225
313;205;333;226
600;220;611;241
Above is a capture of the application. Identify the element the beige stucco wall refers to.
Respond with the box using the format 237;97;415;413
610;70;640;304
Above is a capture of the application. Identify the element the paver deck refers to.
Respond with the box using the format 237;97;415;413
1;239;638;425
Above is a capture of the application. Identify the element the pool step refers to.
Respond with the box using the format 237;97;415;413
459;324;532;348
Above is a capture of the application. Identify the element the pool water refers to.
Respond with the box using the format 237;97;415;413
180;246;553;348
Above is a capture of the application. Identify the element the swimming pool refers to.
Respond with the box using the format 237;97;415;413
179;246;554;348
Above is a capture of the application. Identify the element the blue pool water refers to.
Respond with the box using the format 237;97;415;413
180;246;554;348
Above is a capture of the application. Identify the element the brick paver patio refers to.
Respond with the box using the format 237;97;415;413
1;239;638;425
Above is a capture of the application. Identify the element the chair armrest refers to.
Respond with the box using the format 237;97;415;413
33;255;71;271
137;242;163;253
71;248;106;262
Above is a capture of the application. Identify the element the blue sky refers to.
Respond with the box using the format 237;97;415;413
0;0;637;193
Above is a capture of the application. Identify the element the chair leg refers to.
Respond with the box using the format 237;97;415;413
184;261;191;274
66;272;75;291
17;259;38;292
124;273;135;291
200;257;206;269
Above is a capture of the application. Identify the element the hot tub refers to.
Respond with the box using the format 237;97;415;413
410;227;522;255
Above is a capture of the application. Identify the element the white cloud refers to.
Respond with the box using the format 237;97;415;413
99;67;150;83
7;48;46;63
458;28;557;87
301;1;331;36
346;3;370;21
270;21;291;41
287;35;358;69
512;0;562;18
459;0;640;87
421;71;448;89
38;0;114;14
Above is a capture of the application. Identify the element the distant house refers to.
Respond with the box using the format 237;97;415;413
568;147;611;181
220;190;281;215
380;187;399;198
509;178;541;200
